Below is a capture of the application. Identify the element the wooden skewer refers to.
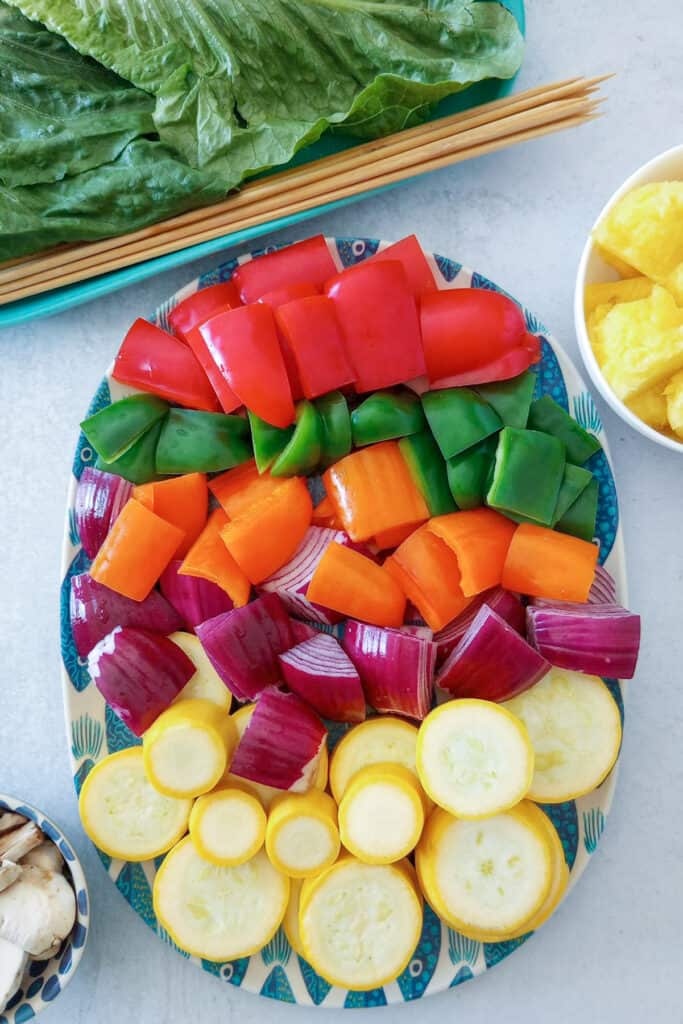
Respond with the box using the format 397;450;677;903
0;76;609;304
3;94;599;296
0;76;606;286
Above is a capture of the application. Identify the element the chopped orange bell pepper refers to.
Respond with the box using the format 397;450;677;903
385;526;470;631
132;473;208;558
209;460;280;519
323;441;429;543
428;508;516;597
307;542;406;628
90;498;184;601
179;508;251;607
312;494;342;529
502;523;599;602
220;477;312;584
373;523;417;550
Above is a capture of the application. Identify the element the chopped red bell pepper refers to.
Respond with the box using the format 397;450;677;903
184;323;242;413
168;281;241;342
275;295;355;399
420;289;528;383
325;261;426;392
200;304;295;428
430;334;542;388
367;235;437;299
233;236;338;303
113;318;219;412
257;281;321;309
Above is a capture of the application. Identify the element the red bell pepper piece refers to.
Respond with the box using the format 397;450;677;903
113;318;219;412
233;236;338;303
184;323;242;413
326;261;426;392
275;295;355;399
367;235;436;299
200;304;295;428
168;281;241;342
430;335;542;388
419;289;528;383
257;281;321;309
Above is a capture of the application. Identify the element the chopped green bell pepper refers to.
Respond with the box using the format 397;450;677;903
476;371;536;429
155;410;251;474
556;477;599;541
527;395;602;465
399;431;456;516
316;391;352;468
487;427;565;526
248;411;294;473
271;401;322;477
81;394;168;462
422;388;502;460
446;435;497;510
96;419;164;485
351;389;426;448
552;464;593;525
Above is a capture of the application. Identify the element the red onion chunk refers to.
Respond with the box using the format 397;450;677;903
342;620;436;721
434;588;524;666
70;573;182;658
75;467;132;559
527;602;640;679
160;559;234;630
588;565;618;605
88;626;194;736
196;593;294;701
437;604;549;701
279;634;366;723
230;687;327;791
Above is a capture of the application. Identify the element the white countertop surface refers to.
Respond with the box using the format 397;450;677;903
2;1;682;1021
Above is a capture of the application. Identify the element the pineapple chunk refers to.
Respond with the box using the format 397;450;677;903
664;371;683;438
593;182;683;303
626;386;668;430
584;276;654;316
587;301;613;362
595;243;640;279
592;285;683;401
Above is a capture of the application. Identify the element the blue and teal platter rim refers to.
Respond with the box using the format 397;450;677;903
59;235;626;1008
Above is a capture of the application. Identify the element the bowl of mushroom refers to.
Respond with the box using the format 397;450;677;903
0;795;89;1022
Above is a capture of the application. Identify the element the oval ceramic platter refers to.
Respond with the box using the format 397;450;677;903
59;237;626;1008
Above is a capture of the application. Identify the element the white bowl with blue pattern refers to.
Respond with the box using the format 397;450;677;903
0;796;89;1024
60;237;626;1007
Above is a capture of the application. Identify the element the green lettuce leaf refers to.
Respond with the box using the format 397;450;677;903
0;3;155;187
6;0;523;185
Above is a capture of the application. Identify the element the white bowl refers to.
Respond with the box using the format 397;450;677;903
574;143;683;453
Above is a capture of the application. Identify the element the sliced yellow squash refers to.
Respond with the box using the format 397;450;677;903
507;801;569;936
189;787;266;866
338;763;424;864
329;716;422;804
283;878;305;958
266;790;339;878
169;632;232;711
143;698;237;799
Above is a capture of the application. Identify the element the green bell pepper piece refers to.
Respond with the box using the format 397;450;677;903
81;394;168;462
248;411;294;473
271;401;322;477
552;464;593;525
527;395;602;465
556;477;599;541
95;419;164;485
487;427;565;526
351;389;426;448
446;436;497;510
476;372;536;429
155;410;251;474
422;388;502;459
316;391;352;468
399;431;456;516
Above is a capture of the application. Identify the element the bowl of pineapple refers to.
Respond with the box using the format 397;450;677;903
575;144;683;452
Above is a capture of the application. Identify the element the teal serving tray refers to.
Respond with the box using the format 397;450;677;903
0;0;524;328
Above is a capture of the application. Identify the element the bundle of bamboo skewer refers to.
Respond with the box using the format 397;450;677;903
0;76;607;306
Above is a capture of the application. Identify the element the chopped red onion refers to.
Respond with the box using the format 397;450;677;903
279;634;366;723
70;573;182;658
434;588;524;665
527;602;640;679
74;467;132;559
159;559;234;630
342;620;436;720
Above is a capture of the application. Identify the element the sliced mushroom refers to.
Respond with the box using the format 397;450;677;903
21;842;64;875
0;866;76;956
0;936;28;1013
0;814;27;836
0;862;20;895
0;823;43;863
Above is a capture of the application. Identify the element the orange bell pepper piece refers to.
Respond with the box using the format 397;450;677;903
307;542;406;628
502;523;599;602
385;526;470;632
179;508;251;607
209;460;280;519
373;523;418;550
312;494;342;529
220;477;312;584
132;473;208;558
90;498;184;602
323;441;429;543
428;508;516;597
